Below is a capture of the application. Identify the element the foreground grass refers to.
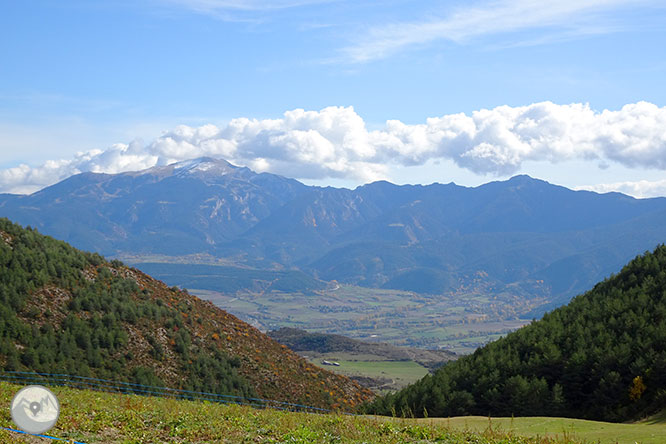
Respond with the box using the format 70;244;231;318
425;415;666;444
0;381;585;444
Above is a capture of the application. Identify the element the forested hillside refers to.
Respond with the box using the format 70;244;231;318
368;245;666;421
0;218;373;410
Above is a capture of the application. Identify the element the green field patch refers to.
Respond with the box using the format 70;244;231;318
331;359;429;384
302;352;431;393
425;415;666;444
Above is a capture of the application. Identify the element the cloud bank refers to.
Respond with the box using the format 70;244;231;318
2;101;666;195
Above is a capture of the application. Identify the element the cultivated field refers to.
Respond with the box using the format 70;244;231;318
191;284;535;354
130;261;543;354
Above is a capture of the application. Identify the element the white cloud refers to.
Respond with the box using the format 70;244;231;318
576;179;666;199
2;101;666;195
340;0;659;63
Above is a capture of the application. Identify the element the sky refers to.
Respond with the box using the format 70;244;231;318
1;0;666;197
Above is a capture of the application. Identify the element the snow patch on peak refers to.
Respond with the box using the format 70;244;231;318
124;157;243;181
173;157;223;171
165;157;238;178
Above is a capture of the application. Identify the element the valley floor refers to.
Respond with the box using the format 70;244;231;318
192;285;535;354
2;381;661;443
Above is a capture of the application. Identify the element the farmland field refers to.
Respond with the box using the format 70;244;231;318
132;261;542;354
190;284;535;354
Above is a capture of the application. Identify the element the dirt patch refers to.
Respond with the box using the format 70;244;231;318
0;230;13;248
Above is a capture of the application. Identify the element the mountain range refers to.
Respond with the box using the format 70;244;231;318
2;157;666;312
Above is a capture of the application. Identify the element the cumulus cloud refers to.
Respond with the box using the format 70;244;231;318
2;101;666;195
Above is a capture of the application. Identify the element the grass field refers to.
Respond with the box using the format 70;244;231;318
303;352;430;392
425;415;666;444
0;380;592;444
322;359;429;383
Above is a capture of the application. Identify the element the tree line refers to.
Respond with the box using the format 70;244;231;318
367;245;666;422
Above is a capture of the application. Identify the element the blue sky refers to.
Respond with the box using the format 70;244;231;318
1;0;666;196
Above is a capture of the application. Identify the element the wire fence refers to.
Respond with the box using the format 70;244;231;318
0;370;344;443
0;370;334;413
0;426;87;444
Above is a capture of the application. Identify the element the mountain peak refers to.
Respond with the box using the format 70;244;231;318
507;174;540;183
138;157;240;179
501;174;556;190
172;156;232;170
476;174;551;193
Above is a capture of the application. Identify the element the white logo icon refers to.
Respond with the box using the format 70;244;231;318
11;385;60;434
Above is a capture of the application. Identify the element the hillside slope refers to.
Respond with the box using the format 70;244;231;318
0;218;373;410
368;245;666;421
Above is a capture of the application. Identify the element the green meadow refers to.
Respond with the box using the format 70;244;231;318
3;380;663;443
426;415;666;444
0;381;579;444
